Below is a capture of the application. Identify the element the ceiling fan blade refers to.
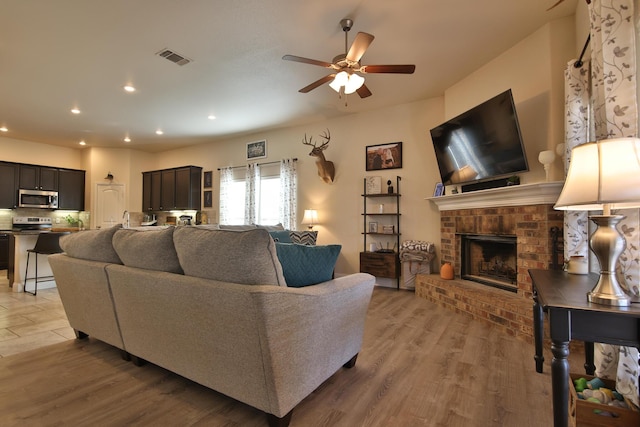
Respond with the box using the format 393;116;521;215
282;55;333;68
299;74;335;93
356;84;372;98
346;32;375;62
361;64;416;74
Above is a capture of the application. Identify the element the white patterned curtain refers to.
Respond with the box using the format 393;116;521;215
565;0;639;406
244;163;260;225
218;167;234;225
279;158;297;230
563;59;591;259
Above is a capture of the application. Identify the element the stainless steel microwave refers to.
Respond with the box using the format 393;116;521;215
18;189;59;209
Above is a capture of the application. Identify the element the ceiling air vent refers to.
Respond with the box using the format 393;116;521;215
156;48;192;66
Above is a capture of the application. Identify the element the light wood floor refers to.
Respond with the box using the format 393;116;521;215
0;270;74;358
0;285;582;426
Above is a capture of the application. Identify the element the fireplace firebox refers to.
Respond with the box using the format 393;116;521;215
460;234;517;292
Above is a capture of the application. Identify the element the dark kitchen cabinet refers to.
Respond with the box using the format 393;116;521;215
142;172;152;212
161;169;176;210
0;233;9;270
19;164;58;191
0;162;19;209
58;168;85;210
142;166;201;211
151;171;162;211
174;167;201;209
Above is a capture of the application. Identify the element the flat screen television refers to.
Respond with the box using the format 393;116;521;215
430;89;528;188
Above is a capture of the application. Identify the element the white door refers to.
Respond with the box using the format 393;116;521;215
95;183;126;229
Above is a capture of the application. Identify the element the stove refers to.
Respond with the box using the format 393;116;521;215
12;216;53;232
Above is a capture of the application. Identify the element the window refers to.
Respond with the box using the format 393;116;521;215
219;164;285;226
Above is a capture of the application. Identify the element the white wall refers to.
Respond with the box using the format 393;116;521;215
0;136;82;169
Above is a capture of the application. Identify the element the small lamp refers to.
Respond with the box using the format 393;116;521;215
538;150;556;181
554;137;640;306
301;209;319;230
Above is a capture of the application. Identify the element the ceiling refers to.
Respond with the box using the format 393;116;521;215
0;0;578;153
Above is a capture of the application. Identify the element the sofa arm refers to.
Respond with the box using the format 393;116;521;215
249;273;375;416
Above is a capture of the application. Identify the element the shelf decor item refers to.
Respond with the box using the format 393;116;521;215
365;176;382;194
440;262;454;280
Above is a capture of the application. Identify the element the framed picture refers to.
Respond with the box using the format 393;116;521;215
368;221;378;233
366;142;402;171
247;139;267;160
204;190;212;208
203;171;212;188
433;182;445;197
365;176;382;194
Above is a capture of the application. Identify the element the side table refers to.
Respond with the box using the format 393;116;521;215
529;269;640;427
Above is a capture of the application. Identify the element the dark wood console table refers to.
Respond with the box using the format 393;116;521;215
529;269;640;427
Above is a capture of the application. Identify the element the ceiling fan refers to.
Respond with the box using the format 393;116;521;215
282;18;415;99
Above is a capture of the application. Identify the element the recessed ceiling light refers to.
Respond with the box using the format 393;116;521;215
0;126;7;132
208;115;216;120
155;129;164;135
124;136;131;143
123;85;136;93
71;108;81;114
79;140;86;146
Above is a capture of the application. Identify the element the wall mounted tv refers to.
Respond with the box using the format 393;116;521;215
430;89;528;190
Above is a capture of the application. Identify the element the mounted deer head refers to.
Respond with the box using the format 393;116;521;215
303;129;335;184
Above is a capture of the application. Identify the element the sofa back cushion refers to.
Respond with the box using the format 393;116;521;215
275;243;341;287
59;224;123;264
173;227;286;286
113;227;183;274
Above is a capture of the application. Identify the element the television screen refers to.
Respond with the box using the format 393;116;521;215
430;89;528;186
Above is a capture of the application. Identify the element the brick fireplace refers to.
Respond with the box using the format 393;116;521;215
416;182;564;342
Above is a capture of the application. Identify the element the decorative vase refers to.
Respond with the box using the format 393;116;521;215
440;262;454;280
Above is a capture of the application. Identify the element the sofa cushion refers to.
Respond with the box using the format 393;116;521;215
173;227;286;286
59;224;123;264
289;230;318;245
275;243;341;287
113;227;183;274
269;230;292;243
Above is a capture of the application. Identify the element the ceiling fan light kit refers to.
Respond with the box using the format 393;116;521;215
283;18;415;100
329;71;364;94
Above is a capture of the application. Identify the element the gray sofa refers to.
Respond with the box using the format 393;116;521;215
48;225;375;426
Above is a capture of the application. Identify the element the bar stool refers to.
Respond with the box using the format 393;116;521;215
24;232;69;295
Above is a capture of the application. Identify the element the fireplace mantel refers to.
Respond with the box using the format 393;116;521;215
426;181;564;211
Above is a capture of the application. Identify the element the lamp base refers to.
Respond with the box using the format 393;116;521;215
588;215;631;307
588;277;632;306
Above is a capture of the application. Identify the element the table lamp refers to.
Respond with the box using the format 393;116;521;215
301;209;319;230
554;137;640;306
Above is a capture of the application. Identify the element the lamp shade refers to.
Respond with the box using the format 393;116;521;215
554;137;640;212
301;209;319;227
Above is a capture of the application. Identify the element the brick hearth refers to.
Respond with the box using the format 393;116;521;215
418;183;564;342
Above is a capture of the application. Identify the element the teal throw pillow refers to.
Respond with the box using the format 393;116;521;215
275;243;341;287
269;230;292;243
